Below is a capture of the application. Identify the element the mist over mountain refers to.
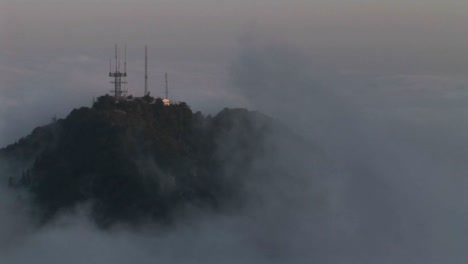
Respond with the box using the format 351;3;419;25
0;95;324;229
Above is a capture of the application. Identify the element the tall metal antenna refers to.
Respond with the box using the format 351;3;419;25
124;44;127;73
144;45;148;96
118;45;121;72
115;44;118;72
109;44;127;100
163;72;171;106
165;72;168;99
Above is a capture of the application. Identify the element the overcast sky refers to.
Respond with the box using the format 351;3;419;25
1;0;468;146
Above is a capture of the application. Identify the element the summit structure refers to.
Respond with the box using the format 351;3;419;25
107;44;171;104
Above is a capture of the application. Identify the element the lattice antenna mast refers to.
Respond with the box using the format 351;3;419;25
144;45;148;96
109;44;127;100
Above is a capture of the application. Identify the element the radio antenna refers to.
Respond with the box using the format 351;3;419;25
144;45;148;96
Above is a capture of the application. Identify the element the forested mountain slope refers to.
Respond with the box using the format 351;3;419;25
1;95;322;227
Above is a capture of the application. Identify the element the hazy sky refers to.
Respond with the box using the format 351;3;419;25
1;0;468;145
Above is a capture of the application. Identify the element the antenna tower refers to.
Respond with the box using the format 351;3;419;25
109;44;127;100
144;46;148;96
163;72;171;106
165;72;168;99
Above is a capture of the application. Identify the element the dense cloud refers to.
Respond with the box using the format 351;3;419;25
229;38;468;263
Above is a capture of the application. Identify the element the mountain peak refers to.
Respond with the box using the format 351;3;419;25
2;96;278;227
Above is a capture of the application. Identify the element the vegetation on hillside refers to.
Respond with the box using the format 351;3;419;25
1;95;279;227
